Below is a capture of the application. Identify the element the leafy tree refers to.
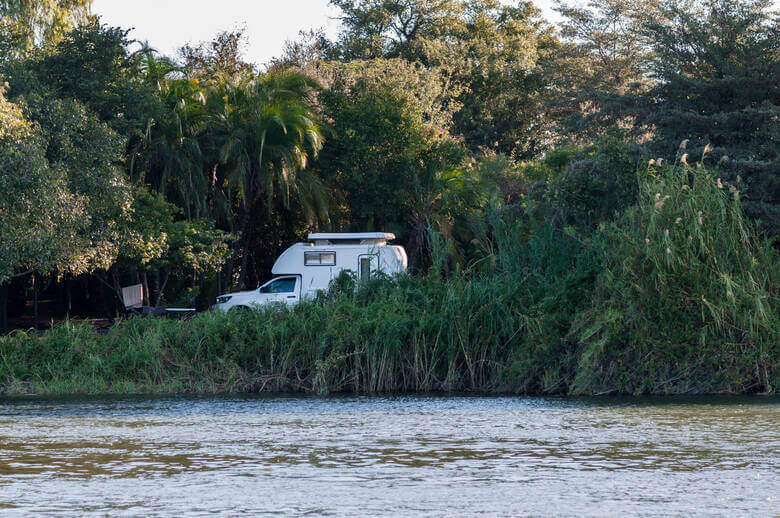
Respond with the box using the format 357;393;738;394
268;28;330;73
2;21;165;142
0;0;91;60
549;0;659;138
179;29;255;82
546;138;645;229
327;0;463;60
327;0;557;158
319;58;460;131
317;61;475;267
0;87;83;331
204;70;327;288
130;71;208;220
405;140;489;268
423;1;556;157
131;43;330;290
119;189;230;306
0;13;26;63
475;140;644;231
318;71;437;230
592;0;779;234
20;93;133;274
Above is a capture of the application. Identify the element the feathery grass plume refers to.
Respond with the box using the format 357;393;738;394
570;157;778;395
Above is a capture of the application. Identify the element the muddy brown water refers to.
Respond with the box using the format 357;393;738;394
0;395;777;516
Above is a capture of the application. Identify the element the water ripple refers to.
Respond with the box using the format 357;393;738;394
0;395;777;516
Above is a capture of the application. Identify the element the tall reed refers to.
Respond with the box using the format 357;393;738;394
570;157;778;394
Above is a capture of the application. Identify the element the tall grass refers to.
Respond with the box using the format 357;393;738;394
570;158;778;394
0;159;776;396
0;223;597;395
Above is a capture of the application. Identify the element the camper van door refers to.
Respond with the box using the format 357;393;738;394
358;254;377;280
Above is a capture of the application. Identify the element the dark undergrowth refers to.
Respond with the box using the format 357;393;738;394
1;161;777;396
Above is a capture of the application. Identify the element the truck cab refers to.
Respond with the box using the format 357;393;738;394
213;275;301;312
212;233;407;312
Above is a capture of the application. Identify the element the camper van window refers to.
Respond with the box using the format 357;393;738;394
305;251;336;266
260;278;296;293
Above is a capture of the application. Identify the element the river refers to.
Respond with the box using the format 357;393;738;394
0;395;777;516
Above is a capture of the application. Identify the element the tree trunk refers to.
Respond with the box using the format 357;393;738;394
111;271;122;316
65;275;72;317
0;282;8;335
235;206;251;290
238;241;250;290
157;268;171;307
224;258;233;292
141;271;150;306
153;269;162;307
32;273;38;331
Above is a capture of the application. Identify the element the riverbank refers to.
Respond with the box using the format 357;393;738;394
1;163;776;397
0;270;775;397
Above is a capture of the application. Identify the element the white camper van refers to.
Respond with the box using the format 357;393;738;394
212;232;407;312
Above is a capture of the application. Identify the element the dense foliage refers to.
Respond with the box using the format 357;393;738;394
0;0;91;60
0;0;777;394
1;161;774;395
586;0;779;233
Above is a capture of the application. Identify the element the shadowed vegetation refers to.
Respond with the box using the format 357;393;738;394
1;160;775;395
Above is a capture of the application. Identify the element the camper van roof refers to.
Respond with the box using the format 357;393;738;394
308;232;395;241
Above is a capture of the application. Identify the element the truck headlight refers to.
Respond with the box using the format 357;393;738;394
216;295;232;304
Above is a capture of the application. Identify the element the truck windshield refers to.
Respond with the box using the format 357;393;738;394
260;278;296;293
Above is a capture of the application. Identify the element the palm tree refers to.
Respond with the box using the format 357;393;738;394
407;142;488;271
205;69;327;288
130;48;208;219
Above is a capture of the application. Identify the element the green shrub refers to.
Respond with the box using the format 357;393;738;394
547;138;644;228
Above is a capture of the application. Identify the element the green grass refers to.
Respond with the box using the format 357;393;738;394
569;159;778;395
0;230;600;396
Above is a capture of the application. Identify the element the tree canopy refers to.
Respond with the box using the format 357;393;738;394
326;0;557;157
586;0;779;233
0;0;92;60
0;86;78;284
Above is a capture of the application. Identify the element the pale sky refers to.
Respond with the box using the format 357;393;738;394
91;0;560;67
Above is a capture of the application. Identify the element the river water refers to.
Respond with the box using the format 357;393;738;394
0;395;776;516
